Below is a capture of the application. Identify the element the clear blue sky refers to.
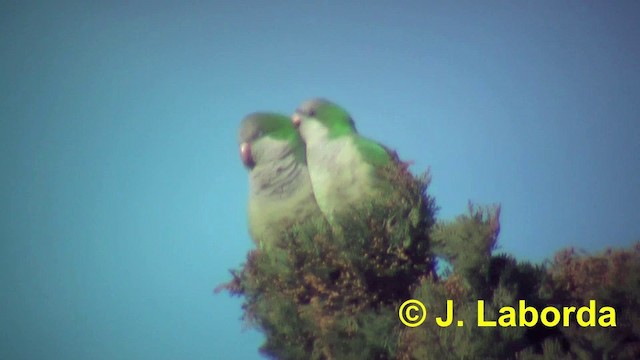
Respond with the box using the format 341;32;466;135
1;1;638;359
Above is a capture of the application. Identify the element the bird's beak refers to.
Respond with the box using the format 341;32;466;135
291;113;302;128
240;142;254;168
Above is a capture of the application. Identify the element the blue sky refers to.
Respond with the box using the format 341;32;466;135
1;1;639;359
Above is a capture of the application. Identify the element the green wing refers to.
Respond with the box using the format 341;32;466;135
353;135;392;168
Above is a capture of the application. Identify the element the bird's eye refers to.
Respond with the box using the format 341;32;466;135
308;109;316;117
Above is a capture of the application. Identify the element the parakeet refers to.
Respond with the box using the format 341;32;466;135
291;98;394;219
238;112;324;249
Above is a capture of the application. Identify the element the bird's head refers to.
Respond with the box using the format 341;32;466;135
238;113;302;169
292;98;356;143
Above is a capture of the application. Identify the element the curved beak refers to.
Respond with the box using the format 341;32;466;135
291;113;302;128
239;142;254;168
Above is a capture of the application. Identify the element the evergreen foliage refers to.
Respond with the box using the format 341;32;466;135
220;159;640;359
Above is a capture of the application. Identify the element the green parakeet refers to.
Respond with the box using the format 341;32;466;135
291;98;394;219
238;112;323;249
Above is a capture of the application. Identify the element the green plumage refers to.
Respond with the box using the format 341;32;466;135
238;112;323;249
293;98;394;219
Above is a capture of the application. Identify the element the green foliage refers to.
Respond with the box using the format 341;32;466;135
220;159;640;359
398;206;554;360
542;245;640;359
